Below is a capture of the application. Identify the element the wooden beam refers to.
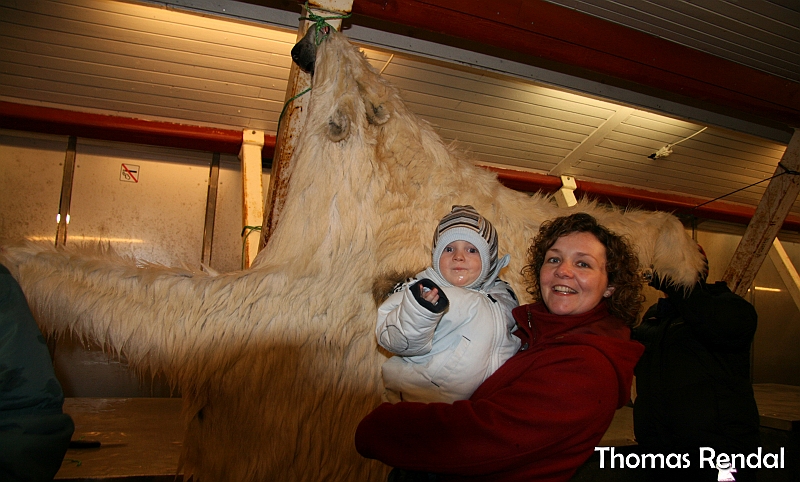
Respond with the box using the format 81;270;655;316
259;0;353;252
240;129;266;268
548;107;633;177
201;152;221;266
768;238;800;313
55;135;77;247
723;130;800;296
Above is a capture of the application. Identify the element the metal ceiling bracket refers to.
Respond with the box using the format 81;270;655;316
554;175;578;208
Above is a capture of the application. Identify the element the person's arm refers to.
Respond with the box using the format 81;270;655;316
0;264;75;481
355;346;619;476
376;279;450;356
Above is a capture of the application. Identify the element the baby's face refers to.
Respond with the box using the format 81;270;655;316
439;240;482;287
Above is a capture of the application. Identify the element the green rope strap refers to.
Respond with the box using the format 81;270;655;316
299;2;352;45
277;86;312;133
241;225;262;269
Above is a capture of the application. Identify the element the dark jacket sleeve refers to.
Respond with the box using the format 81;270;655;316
670;281;757;350
0;264;74;482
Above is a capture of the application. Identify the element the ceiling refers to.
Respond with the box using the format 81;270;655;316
544;0;800;84
1;0;799;229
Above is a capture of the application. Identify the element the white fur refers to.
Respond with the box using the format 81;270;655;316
0;30;704;481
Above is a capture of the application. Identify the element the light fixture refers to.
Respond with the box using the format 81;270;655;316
648;127;707;160
648;146;673;160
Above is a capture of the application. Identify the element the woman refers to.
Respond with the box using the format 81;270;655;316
355;212;645;482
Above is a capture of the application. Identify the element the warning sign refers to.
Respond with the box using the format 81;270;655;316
120;164;140;183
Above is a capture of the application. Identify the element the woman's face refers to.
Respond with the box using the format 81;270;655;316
539;231;613;316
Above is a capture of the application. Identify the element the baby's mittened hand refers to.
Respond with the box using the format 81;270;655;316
420;285;439;304
413;279;449;312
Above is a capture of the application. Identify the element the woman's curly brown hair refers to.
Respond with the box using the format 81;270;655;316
521;212;644;326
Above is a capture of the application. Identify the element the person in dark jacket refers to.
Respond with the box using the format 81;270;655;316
355;213;645;482
0;263;74;482
632;248;760;482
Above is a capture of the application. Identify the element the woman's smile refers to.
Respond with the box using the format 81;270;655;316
539;232;612;316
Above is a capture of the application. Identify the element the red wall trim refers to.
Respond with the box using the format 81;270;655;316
0;102;277;160
350;0;800;128
487;166;800;232
2;101;797;231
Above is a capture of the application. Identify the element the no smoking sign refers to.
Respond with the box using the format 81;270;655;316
120;163;140;183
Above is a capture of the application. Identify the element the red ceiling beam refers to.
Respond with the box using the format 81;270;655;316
0;101;277;160
487;166;800;232
3;100;798;231
349;0;800;128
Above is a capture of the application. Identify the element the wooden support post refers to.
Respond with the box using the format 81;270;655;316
201;152;220;266
240;129;265;269
722;129;800;296
55;135;77;247
258;0;353;252
50;135;78;362
768;238;800;312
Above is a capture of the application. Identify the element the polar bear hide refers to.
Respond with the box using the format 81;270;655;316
0;29;705;482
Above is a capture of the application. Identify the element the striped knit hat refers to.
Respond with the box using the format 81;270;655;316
432;205;499;290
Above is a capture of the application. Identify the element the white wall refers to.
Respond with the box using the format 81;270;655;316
0;128;270;396
0;131;67;241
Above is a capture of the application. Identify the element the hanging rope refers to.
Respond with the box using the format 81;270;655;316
692;161;800;210
672;126;707;148
277;87;312;134
379;54;395;74
298;2;352;46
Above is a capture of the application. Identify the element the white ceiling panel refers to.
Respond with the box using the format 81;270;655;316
0;0;797;221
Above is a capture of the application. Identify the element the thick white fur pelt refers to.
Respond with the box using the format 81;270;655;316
0;30;704;482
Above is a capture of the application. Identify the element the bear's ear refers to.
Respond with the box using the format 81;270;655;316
357;79;391;125
327;107;351;142
366;102;389;125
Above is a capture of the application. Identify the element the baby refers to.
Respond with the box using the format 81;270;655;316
376;205;521;403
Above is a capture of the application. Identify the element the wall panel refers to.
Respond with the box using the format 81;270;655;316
0;130;68;242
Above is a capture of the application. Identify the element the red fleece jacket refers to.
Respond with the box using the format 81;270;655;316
355;301;644;482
